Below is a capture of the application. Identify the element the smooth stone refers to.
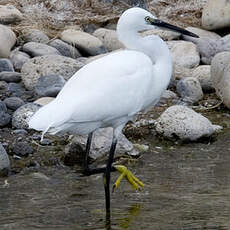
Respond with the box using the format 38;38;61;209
35;75;66;97
93;28;124;51
0;25;16;58
10;49;30;71
192;65;213;92
7;82;25;97
0;143;10;176
49;39;81;58
21;55;84;90
12;103;41;129
34;97;55;106
202;0;230;30
0;100;7;112
21;29;49;43
60;29;107;56
0;71;21;82
65;127;139;161
155;105;222;141
0;5;23;24
184;27;221;40
158;90;178;105
12;129;28;135
4;97;25;111
22;42;61;57
176;77;203;104
173;65;193;80
211;52;230;109
0;100;11;127
0;81;8;90
167;41;200;69
0;58;14;72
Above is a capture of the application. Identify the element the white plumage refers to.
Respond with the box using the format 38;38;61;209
29;8;173;139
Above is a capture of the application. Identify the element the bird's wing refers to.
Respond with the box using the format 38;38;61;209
29;50;153;131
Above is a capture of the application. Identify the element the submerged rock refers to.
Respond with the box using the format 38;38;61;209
155;105;222;141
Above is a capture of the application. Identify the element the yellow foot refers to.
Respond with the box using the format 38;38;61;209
112;165;144;192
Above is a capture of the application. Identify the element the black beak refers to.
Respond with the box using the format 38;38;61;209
151;19;199;38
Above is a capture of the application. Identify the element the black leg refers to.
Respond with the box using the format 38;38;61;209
83;132;93;173
104;136;118;220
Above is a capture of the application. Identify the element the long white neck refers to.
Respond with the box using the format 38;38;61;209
117;24;172;98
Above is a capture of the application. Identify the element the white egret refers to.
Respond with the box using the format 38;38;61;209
29;7;198;217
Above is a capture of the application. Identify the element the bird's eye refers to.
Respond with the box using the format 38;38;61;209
145;16;151;23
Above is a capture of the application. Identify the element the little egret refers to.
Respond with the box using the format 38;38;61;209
29;7;198;218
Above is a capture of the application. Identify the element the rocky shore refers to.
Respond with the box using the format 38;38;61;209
1;0;230;175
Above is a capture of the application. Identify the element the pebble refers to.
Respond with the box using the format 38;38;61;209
20;29;49;44
12;103;41;129
0;71;21;83
4;97;25;111
22;42;61;57
0;58;14;72
7;82;25;97
11;141;33;157
155;105;222;141
10;49;31;71
35;75;66;97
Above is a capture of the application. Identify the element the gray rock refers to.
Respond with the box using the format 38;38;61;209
22;42;61;57
7;83;25;97
176;77;203;104
0;143;10;176
0;81;8;90
202;0;230;30
12;141;33;157
12;129;28;135
155;105;222;141
0;5;23;24
184;27;221;40
35;75;66;97
167;41;200;69
66;127;139;161
21;29;49;43
49;39;81;58
21;55;84;90
10;49;30;71
211;52;230;109
12;103;41;129
0;25;16;58
4;97;25;111
158;90;178;105
60;29;107;56
0;71;21;82
93;28;124;51
192;65;213;93
0;100;11;127
0;58;14;72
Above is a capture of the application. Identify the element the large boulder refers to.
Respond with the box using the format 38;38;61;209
155;105;221;141
0;25;16;58
21;55;84;90
202;0;230;30
60;29;107;56
211;52;230;109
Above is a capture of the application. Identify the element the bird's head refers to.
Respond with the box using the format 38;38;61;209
117;7;199;38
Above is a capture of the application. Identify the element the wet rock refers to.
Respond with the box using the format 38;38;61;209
7;82;25;97
168;41;200;69
0;71;21;83
155;105;221;141
4;97;25;111
192;65;213;93
21;55;84;90
12;141;33;157
34;97;55;106
0;58;14;72
65;127;138;161
93;28;124;51
20;29;49;44
0;5;23;24
0;25;16;58
22;42;61;57
10;49;30;71
60;29;107;56
211;52;230;109
202;0;230;30
35;75;66;97
12;103;41;129
49;39;81;58
176;77;203;104
0;143;10;176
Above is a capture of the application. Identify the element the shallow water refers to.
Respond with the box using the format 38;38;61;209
1;125;230;230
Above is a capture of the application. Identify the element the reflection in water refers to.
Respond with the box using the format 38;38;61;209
1;130;230;229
